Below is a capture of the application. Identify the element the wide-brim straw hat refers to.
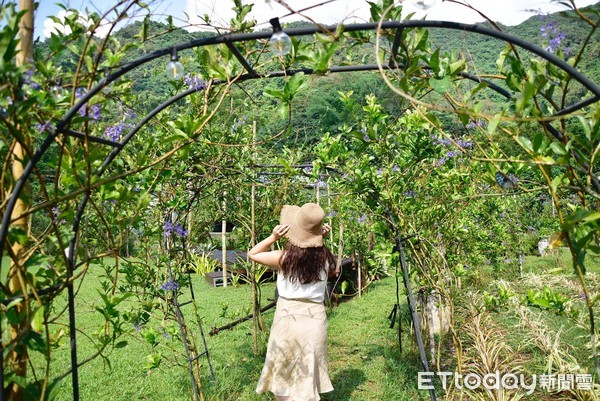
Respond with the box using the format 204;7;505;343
280;203;324;248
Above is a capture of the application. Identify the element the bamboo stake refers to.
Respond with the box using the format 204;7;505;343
251;120;260;354
7;2;34;400
221;192;227;287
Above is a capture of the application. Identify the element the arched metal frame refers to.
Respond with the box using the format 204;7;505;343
1;19;599;401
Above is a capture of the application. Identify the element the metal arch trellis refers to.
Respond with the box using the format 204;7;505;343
1;17;599;401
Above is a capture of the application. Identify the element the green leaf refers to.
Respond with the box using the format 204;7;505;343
517;136;533;153
8;227;28;246
429;76;452;94
487;115;501;134
31;306;45;333
263;88;284;100
549;141;567;156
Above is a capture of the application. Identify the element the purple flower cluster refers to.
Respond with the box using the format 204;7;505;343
403;190;417;198
457;139;474;149
435;157;447;167
432;134;473;166
432;136;453;147
313;180;327;188
508;173;519;183
540;21;567;53
104;122;127;142
466;119;486;129
37;121;52;133
79;104;101;120
160;279;180;292
184;74;207;91
357;214;367;224
164;220;188;238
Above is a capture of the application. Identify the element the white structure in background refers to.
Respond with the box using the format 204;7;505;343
538;238;550;256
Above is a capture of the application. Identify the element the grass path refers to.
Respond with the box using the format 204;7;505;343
48;273;425;401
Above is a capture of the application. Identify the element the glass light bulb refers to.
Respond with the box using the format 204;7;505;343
165;60;184;80
269;31;291;56
410;0;441;10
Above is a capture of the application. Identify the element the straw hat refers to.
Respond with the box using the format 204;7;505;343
280;203;324;248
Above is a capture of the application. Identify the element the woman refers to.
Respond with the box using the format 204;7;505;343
248;202;338;401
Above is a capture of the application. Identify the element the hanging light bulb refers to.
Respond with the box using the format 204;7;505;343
165;48;184;80
410;0;441;10
269;18;291;56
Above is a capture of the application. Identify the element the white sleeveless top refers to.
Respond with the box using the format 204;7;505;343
277;266;328;303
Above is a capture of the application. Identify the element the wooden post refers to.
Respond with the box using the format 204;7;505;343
7;2;34;400
251;120;260;354
222;192;227;287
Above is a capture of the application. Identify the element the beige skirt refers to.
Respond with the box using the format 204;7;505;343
256;297;334;401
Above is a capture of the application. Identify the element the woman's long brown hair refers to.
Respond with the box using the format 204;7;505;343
279;242;336;284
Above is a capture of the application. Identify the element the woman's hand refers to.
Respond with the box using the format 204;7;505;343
272;224;290;240
322;223;332;238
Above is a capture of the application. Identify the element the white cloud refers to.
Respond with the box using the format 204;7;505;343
182;0;599;30
183;0;372;32
42;9;112;39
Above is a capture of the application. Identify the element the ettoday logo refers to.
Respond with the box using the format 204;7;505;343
418;371;593;394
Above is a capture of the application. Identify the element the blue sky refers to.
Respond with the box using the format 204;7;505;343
33;0;600;40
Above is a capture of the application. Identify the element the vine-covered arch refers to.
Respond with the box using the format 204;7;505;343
2;13;599;401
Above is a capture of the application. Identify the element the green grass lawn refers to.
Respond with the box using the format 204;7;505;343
29;248;600;400
42;269;427;401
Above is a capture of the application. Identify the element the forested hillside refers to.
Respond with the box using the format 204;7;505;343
33;2;599;143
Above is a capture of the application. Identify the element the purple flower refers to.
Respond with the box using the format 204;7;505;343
327;211;337;217
457;139;474;148
466;119;485;129
75;87;86;98
403;190;417;198
125;108;137;120
432;136;452;147
446;150;461;158
435;158;447;166
24;68;34;84
540;22;566;53
91;104;101;120
508;173;519;183
37;121;52;132
78;104;101;120
184;74;207;91
357;214;367;224
104;122;126;142
164;220;188;238
581;293;587;302
133;322;143;332
160;279;180;292
392;164;400;173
